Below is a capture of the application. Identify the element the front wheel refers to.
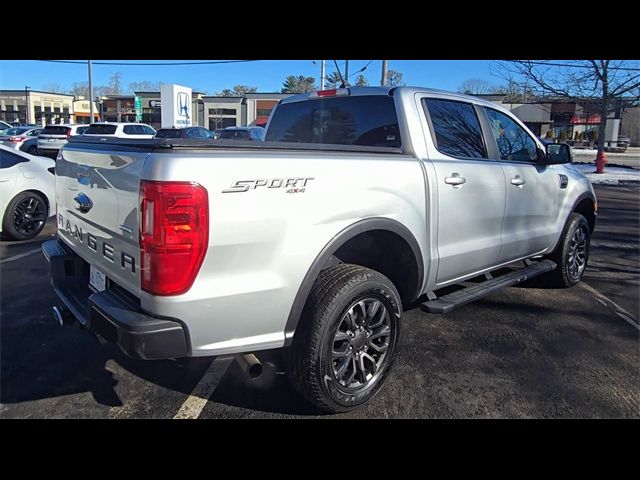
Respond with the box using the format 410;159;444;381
542;212;591;288
285;264;403;413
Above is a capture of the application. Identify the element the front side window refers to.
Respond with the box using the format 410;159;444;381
485;108;538;163
423;98;487;159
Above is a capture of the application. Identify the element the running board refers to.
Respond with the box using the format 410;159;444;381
421;259;557;314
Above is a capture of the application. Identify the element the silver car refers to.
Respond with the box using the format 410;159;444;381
0;126;43;154
37;124;89;158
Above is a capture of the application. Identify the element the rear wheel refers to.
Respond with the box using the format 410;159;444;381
25;145;38;155
541;213;590;288
285;264;403;413
2;191;48;240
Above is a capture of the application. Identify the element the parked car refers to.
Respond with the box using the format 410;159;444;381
37;124;89;158
155;127;215;139
616;136;630;151
218;126;265;141
0;127;43;154
83;122;156;139
0;145;55;240
0;121;13;134
212;129;225;139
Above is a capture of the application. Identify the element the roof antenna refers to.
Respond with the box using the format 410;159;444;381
333;60;348;88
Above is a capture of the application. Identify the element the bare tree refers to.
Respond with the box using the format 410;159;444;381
128;81;161;93
108;72;123;95
42;82;64;93
457;78;497;95
281;75;316;93
385;70;404;87
495;60;640;165
69;81;90;98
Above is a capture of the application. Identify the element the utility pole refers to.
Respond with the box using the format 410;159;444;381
320;60;326;90
88;60;95;124
381;60;388;86
24;86;30;124
345;60;349;84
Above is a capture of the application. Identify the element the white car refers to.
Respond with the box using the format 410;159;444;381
83;122;156;139
37;124;90;158
0;145;56;240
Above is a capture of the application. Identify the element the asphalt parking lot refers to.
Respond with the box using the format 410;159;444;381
1;184;638;418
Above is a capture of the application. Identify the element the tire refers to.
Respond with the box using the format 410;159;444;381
285;264;403;413
2;191;48;240
541;212;591;288
26;145;38;155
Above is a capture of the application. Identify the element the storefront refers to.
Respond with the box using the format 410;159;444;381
0;90;74;126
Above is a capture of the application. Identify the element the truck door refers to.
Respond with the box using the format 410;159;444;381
419;97;506;285
481;107;561;261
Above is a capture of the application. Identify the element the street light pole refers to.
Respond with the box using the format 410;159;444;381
320;60;325;90
24;86;30;124
381;60;388;86
88;60;95;124
345;60;349;84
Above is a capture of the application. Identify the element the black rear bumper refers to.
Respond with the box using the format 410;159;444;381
42;239;189;360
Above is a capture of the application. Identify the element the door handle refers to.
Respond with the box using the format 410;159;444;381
510;175;526;186
444;173;466;186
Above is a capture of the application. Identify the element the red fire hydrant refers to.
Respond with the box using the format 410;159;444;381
595;150;607;174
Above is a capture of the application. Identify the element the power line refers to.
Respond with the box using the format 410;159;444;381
509;60;640;72
37;60;261;66
347;60;375;79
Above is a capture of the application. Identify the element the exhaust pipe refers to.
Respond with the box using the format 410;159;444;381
52;305;74;326
235;353;263;379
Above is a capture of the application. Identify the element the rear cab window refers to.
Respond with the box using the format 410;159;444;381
265;95;401;148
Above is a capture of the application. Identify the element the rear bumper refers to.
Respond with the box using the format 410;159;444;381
42;239;189;360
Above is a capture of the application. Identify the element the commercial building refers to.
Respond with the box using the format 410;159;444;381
0;90;75;126
72;98;100;124
202;92;292;130
479;94;639;147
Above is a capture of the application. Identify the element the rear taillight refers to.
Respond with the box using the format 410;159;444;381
139;180;209;296
8;136;25;142
66;128;71;139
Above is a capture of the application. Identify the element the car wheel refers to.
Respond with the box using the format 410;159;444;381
542;213;591;288
26;145;38;155
2;191;48;240
285;264;403;413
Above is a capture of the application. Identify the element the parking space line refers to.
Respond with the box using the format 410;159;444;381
173;357;234;419
0;248;42;264
579;282;640;331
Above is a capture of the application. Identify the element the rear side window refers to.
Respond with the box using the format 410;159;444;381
0;149;28;169
423;99;487;159
85;124;117;135
484;108;538;163
41;126;71;135
265;95;401;148
123;125;139;135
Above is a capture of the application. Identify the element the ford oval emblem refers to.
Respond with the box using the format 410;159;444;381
73;193;93;213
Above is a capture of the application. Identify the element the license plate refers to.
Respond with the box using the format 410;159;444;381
89;265;107;292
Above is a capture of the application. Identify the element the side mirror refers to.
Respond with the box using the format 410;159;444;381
545;143;572;165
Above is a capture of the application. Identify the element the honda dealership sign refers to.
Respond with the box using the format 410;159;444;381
160;84;192;128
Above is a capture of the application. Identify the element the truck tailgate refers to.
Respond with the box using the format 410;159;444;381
55;145;149;296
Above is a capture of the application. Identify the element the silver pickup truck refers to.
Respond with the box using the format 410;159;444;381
43;86;596;412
